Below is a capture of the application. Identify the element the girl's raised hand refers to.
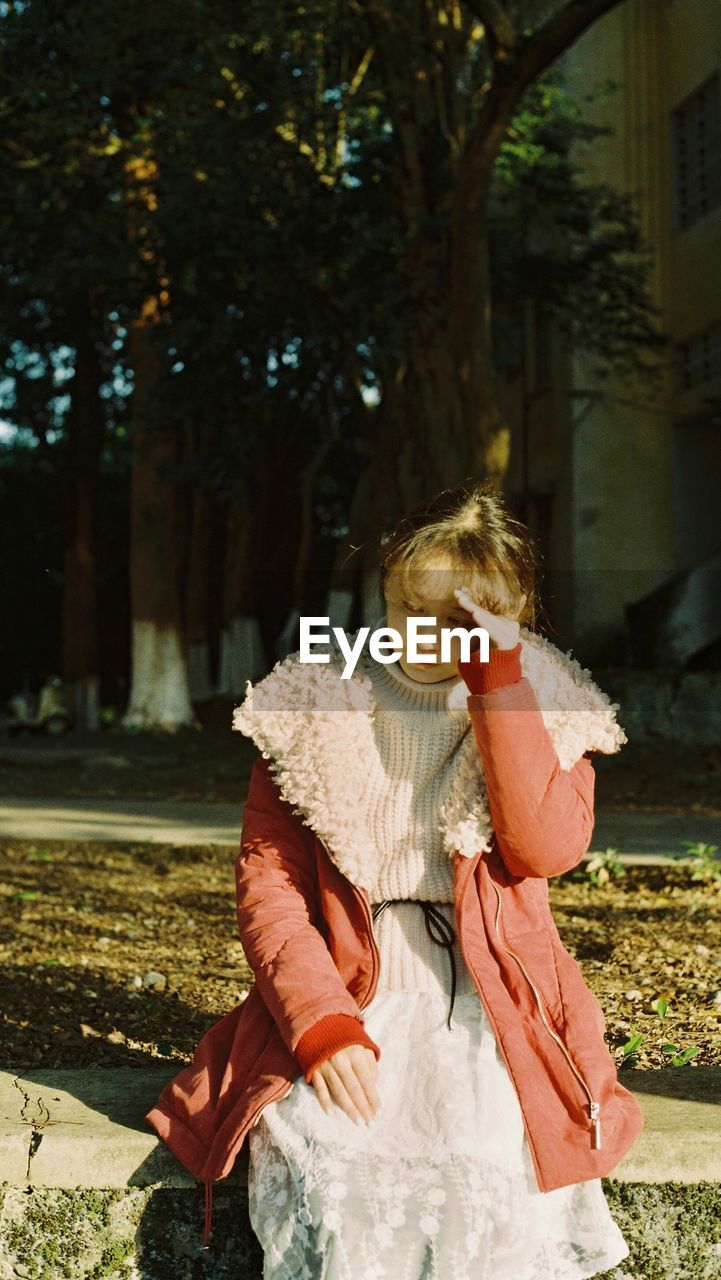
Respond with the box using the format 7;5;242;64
310;1043;381;1126
453;585;525;652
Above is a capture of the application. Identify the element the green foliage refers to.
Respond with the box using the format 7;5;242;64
681;840;721;883
572;846;627;886
620;1000;702;1069
0;0;666;462
3;1186;132;1280
0;0;668;689
491;75;667;388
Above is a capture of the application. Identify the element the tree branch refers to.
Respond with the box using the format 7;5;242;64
513;0;625;90
463;0;517;60
460;0;626;190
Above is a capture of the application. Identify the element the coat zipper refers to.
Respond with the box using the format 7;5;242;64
490;877;602;1150
319;835;600;1151
357;885;381;1010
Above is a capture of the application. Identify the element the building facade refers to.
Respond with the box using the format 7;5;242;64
504;0;721;667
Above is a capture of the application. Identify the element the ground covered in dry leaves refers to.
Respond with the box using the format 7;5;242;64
2;836;719;1074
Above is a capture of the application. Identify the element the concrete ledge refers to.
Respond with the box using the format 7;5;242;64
1;1067;720;1280
2;1065;719;1189
1;1068;223;1190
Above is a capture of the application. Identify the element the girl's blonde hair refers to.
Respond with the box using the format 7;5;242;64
377;481;541;630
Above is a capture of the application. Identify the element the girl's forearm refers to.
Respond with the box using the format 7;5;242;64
463;675;596;880
237;756;379;1059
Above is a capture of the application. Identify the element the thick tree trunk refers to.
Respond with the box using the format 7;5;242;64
363;2;509;509
61;323;104;730
122;319;195;731
293;404;336;614
184;482;214;702
325;382;398;629
217;492;265;696
115;106;196;731
390;202;510;495
450;193;511;486
363;0;625;507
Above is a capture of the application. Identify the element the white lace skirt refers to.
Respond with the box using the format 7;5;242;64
247;901;630;1280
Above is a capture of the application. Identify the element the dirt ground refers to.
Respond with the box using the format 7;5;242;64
2;837;720;1074
2;714;719;1075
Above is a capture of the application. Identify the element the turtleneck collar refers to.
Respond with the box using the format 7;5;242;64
368;653;466;711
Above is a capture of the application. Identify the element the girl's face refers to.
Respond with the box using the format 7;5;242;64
384;582;478;684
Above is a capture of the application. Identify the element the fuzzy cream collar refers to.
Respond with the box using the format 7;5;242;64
232;627;627;892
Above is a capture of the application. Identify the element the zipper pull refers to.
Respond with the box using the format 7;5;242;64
589;1101;602;1150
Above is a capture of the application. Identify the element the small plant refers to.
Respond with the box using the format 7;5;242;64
618;999;702;1068
582;847;627;886
680;839;721;883
659;1041;701;1066
619;1030;644;1069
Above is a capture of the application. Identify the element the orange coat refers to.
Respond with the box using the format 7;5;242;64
145;671;644;1245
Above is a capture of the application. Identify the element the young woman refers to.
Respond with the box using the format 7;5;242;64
146;481;644;1277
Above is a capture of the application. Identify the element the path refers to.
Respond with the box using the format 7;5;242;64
0;797;718;863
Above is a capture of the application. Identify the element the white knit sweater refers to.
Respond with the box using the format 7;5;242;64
360;657;471;905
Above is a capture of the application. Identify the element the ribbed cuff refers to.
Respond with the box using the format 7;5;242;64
295;1013;381;1084
457;641;523;694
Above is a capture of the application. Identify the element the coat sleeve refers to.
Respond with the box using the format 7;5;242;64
462;660;596;880
236;753;381;1066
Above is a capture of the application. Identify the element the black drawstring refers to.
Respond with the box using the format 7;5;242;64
371;899;457;1031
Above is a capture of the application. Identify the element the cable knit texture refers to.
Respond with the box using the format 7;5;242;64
232;624;627;897
346;656;468;901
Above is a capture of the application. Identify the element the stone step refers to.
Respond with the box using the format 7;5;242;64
1;1066;719;1279
2;1066;720;1190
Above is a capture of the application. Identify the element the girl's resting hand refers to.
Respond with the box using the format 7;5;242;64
309;1043;381;1126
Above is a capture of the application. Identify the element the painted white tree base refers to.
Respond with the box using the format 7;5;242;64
274;608;301;661
216;614;266;697
71;675;101;732
186;641;214;703
122;621;196;731
362;564;385;629
325;588;354;631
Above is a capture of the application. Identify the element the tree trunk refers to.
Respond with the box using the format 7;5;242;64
450;193;511;486
61;321;104;730
216;493;266;697
122;318;195;731
362;0;623;509
184;481;214;702
326;400;398;629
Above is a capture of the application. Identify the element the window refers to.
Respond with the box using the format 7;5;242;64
672;73;721;231
675;320;721;391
